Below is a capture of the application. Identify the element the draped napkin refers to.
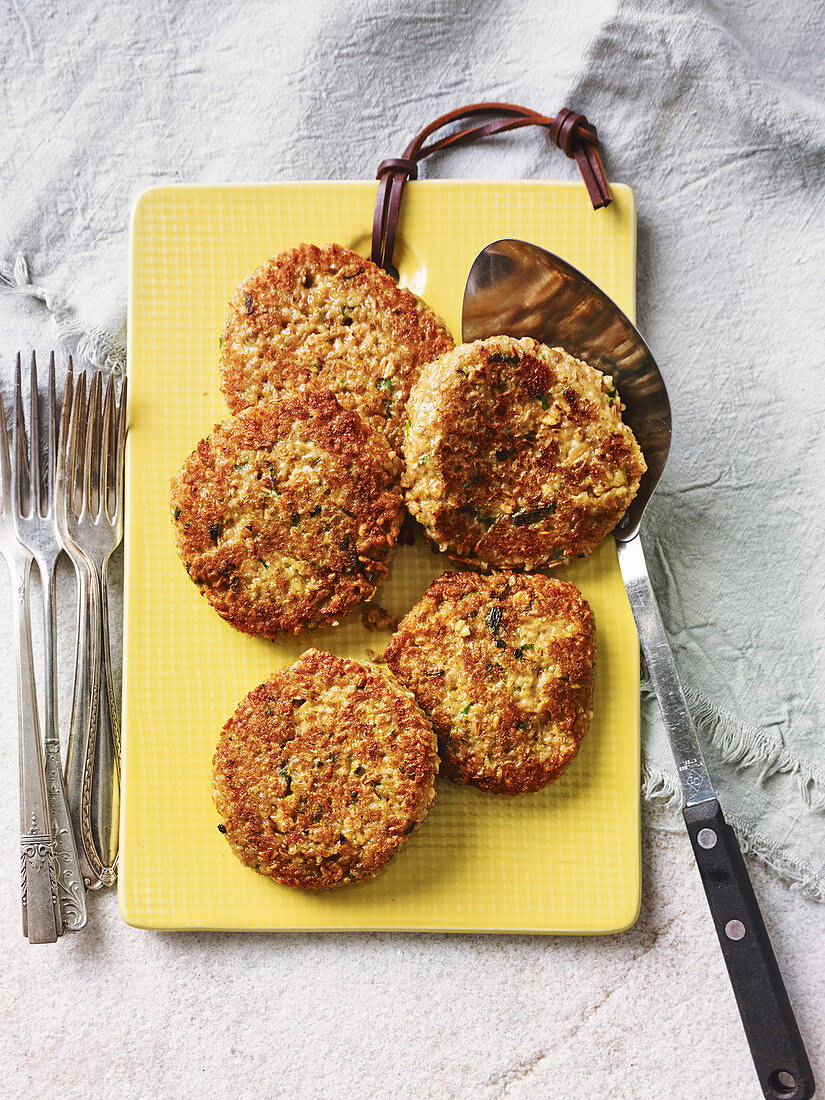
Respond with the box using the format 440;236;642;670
1;0;822;901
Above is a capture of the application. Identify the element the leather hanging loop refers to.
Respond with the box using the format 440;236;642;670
371;102;612;276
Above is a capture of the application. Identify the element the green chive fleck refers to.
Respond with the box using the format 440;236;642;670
539;393;548;410
460;702;473;715
173;506;181;521
291;513;301;527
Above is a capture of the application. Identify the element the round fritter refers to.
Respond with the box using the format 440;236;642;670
404;336;647;568
220;242;454;455
384;570;596;795
212;649;439;889
170;391;403;637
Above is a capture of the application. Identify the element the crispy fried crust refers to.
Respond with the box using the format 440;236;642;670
404;336;647;568
170;391;403;637
212;650;439;889
220;242;454;454
384;571;595;795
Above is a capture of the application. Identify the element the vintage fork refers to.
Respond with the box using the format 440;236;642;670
58;369;126;888
13;354;87;930
59;370;105;888
0;383;60;942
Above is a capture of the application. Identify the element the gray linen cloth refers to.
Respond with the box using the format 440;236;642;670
1;0;823;902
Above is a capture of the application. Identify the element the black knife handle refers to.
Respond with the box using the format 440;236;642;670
683;800;815;1100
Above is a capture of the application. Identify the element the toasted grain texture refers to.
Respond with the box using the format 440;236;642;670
170;391;403;637
404;336;646;568
384;571;595;794
220;242;454;454
212;650;439;889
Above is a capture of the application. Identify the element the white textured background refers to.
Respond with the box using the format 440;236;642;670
1;1;824;1097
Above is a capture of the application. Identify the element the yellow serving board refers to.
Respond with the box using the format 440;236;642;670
122;180;640;933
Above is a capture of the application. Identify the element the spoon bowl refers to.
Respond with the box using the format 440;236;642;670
462;238;670;541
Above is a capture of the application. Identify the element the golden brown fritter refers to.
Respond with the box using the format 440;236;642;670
384;571;595;795
212;649;439;889
220;242;454;455
170;391;403;637
403;336;646;568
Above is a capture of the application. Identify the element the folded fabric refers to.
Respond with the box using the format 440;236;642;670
1;0;822;900
570;0;825;898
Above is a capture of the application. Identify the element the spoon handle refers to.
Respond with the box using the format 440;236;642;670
616;533;814;1100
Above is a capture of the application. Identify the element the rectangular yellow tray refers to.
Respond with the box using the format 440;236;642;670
122;180;640;933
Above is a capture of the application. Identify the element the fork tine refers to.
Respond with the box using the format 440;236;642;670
69;371;87;519
101;374;115;519
0;390;10;513
84;372;102;519
113;377;127;520
13;354;29;518
46;352;56;510
56;358;74;505
29;352;41;517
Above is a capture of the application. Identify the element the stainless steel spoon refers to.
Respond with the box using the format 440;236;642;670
462;238;814;1100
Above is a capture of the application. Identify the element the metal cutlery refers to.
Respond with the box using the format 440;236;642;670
12;354;87;930
58;368;126;888
462;239;815;1100
0;387;60;943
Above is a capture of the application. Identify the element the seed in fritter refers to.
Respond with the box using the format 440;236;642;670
170;391;403;637
403;336;647;568
220;242;454;454
384;570;596;795
212;649;439;889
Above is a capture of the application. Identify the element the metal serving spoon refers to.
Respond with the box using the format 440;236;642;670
462;239;814;1100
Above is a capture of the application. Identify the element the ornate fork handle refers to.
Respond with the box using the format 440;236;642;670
63;544;111;889
13;557;61;943
93;576;119;882
101;559;122;767
41;558;87;928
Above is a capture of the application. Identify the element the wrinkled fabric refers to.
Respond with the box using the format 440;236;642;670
566;0;825;897
0;0;823;898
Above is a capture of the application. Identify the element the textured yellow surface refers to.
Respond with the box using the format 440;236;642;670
122;181;640;933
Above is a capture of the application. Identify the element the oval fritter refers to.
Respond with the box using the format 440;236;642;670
384;570;596;795
404;335;647;568
212;649;439;889
170;391;403;637
220;242;454;454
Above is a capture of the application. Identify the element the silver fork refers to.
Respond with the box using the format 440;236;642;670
13;354;87;930
0;382;60;942
58;369;127;888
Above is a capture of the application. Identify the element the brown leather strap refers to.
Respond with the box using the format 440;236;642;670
371;101;611;275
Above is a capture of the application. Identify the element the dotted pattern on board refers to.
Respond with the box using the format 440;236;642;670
122;181;640;932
